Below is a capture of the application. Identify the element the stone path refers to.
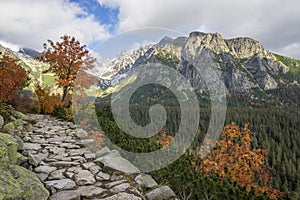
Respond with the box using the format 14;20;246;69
19;114;177;200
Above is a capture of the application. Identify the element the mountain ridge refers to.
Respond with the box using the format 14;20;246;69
98;31;299;95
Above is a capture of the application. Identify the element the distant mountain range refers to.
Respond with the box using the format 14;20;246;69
98;32;300;95
1;32;300;96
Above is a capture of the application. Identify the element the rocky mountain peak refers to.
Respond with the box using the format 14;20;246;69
185;31;275;59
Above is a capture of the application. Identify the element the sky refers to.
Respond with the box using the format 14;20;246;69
0;0;300;59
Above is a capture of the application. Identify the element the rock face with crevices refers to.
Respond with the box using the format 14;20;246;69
5;114;178;200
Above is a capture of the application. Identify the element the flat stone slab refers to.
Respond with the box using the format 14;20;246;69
146;186;177;200
34;166;57;174
100;192;142;200
24;142;42;151
48;161;80;167
45;179;76;190
134;174;158;188
110;183;131;193
48;169;66;180
95;151;140;175
49;186;106;200
75;170;96;185
96;171;110;181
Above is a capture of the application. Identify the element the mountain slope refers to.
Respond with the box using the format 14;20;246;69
0;44;58;93
99;32;299;95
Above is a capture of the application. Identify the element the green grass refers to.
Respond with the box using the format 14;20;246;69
274;53;300;75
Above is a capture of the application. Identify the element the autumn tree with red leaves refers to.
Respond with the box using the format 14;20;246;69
37;35;95;103
0;55;29;103
196;123;283;199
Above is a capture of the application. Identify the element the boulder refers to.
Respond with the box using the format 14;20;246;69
0;166;49;200
0;132;49;200
0;132;19;167
134;174;158;188
145;186;177;200
3;119;31;135
95;150;140;175
2;122;15;135
100;192;142;200
7;109;35;123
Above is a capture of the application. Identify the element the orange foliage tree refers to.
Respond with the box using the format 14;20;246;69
0;55;29;103
34;84;62;114
158;128;174;148
37;35;95;103
197;123;283;199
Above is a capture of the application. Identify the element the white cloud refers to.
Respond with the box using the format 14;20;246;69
98;0;300;59
0;0;110;51
0;40;19;52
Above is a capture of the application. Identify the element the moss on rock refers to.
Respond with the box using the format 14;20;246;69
0;132;18;167
0;168;23;200
10;165;50;200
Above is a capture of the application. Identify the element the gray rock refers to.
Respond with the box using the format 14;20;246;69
16;153;28;166
70;156;87;163
7;109;35;123
60;143;80;149
68;148;90;156
82;162;96;169
134;174;158;188
95;146;110;158
3;121;15;134
49;147;66;155
110;174;124;181
96;171;110;181
67;166;82;174
74;128;89;138
45;179;76;190
28;153;41;166
74;170;96;185
110;183;131;193
34;166;57;174
65;172;74;179
1;165;50;200
76;186;107;198
49;186;106;200
47;136;71;143
146;186;177;200
48;169;66;180
24;142;41;151
49;161;80;167
84;153;96;161
0;115;4;127
36;173;49;182
81;138;95;146
13;135;24;151
49;190;80;200
100;192;142;200
95;151;140;175
89;165;101;175
104;180;127;189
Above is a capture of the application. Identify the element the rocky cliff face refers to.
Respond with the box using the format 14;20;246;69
101;32;297;94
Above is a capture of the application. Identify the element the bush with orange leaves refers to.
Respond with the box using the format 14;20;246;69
0;55;29;103
197;123;283;199
34;84;63;114
157;128;174;148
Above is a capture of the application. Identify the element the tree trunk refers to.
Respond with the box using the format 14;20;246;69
61;86;68;103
